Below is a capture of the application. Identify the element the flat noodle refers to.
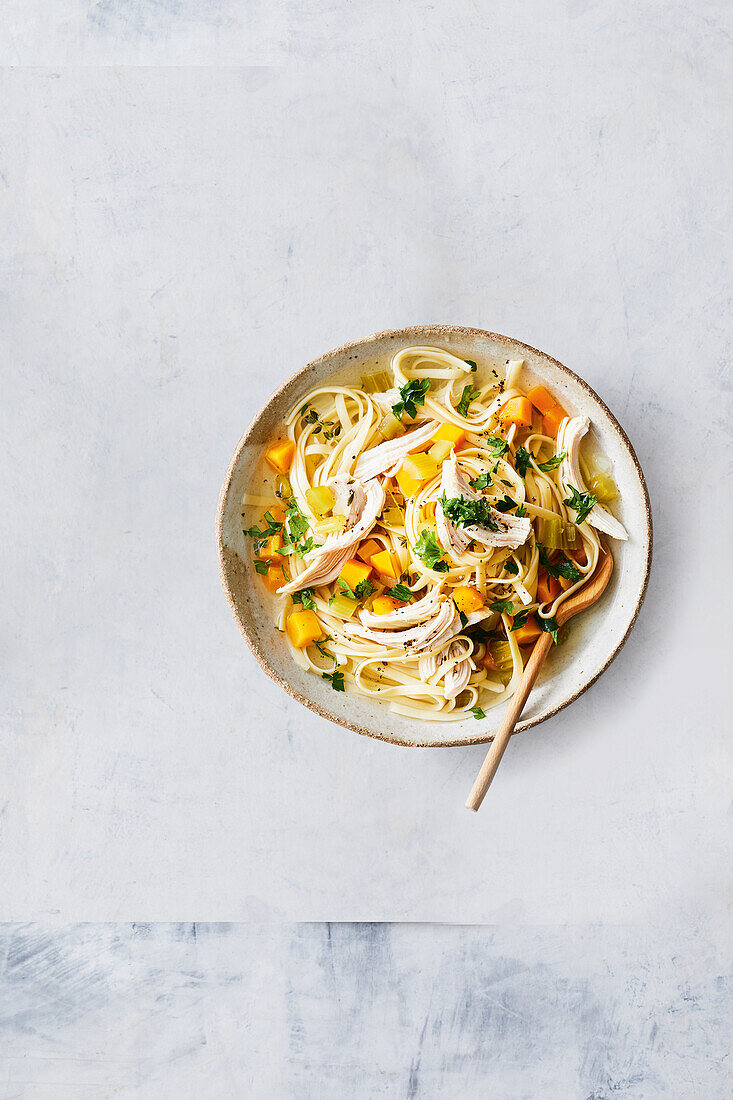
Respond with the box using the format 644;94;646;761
242;346;626;722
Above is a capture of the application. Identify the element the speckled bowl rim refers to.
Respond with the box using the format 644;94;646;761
217;325;653;747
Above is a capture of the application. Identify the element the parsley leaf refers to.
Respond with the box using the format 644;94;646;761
254;561;270;575
292;588;316;610
515;504;527;517
354;579;374;600
464;359;478;372
510;610;531;631
537;545;582;584
485;434;510;459
392;378;431;420
471;706;486;720
503;559;519;575
244;511;283;553
439;493;499;530
386;583;413;603
322;669;345;692
493;495;516;513
538;615;559;644
413;529;449;572
490;599;514;614
458;610;469;628
563;486;597;525
537;452;566;472
457;384;481;417
469;470;493;490
514;447;531;477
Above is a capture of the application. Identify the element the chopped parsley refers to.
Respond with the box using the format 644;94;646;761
276;498;318;557
503;559;519;575
439;493;499;530
538;615;559;644
537;452;566;472
471;706;486;720
469;470;493;490
457;384;481;417
292;588;316;610
337;578;374;601
322;669;345;692
494;495;517;513
413;529;449;572
392;378;431;420
514;447;531;477
244;509;283;553
510;610;531;631
385;583;413;603
538;545;582;583
485;434;510;459
254;561;270;575
515;504;527;517
563;486;597;525
489;599;514;614
458;610;469;628
464;359;478;372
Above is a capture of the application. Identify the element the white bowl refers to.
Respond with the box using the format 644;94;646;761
217;326;652;747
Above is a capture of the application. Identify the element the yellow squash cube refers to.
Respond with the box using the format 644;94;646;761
356;538;382;564
339;558;372;592
371;595;402;615
395;452;439;496
452;586;485;613
265;439;296;475
256;534;283;562
370;549;401;580
286;610;323;648
261;565;287;593
432;422;466;447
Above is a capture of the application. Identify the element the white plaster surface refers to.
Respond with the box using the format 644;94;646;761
0;921;729;1099
1;0;731;944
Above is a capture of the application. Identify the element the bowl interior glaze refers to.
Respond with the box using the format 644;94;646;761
217;326;652;747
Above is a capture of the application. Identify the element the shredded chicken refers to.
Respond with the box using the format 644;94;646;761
357;586;442;629
349;599;488;656
557;417;628;541
418;640;473;701
436;453;532;555
278;475;386;595
354;420;439;481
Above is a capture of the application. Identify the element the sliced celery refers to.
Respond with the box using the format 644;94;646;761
306;485;335;517
539;516;564;549
362;370;393;393
315;514;347;536
588;472;618;503
275;475;291;499
376;414;405;441
563;522;578;548
329;593;358;618
381;507;405;527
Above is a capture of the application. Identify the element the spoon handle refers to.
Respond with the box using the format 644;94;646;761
465;631;554;812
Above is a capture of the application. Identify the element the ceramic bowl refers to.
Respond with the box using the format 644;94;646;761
217;326;652;747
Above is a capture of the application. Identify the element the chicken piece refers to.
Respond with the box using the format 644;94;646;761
357;585;442;629
354;421;439;481
418;640;473;701
277;476;386;595
348;598;461;654
557;417;628;541
436;453;532;555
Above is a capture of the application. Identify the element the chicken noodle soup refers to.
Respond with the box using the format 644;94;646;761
242;347;627;722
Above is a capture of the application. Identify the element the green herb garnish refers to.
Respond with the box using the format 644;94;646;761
314;636;336;666
458;610;469;628
385;583;413;603
514;447;531;477
254;561;270;575
563;486;597;525
457;384;481;417
413;529;449;572
515;504;527;517
493;495;516;513
322;669;345;691
485;434;510;459
292;588;316;610
439;494;499;530
537;452;566;472
392;378;431;420
503;559;519;575
469;470;493;490
337;577;374;601
489;599;514;614
538;615;559;644
464;359;478;372
538;545;582;583
510;610;531;631
471;706;486;720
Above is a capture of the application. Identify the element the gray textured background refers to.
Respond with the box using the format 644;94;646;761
1;1;731;1096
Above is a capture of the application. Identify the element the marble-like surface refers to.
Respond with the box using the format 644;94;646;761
1;3;731;935
0;922;729;1099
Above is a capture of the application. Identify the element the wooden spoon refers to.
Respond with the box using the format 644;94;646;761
465;545;614;812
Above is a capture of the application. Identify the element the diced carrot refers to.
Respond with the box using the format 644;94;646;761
498;396;534;428
526;385;557;415
356;539;381;565
261;565;286;593
256;534;283;562
339;558;372;592
542;404;567;438
265;439;295;475
511;613;542;645
370;549;401;580
268;505;287;524
480;650;500;672
558;573;574;591
286;610;323;648
537;570;561;604
452;586;485;614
